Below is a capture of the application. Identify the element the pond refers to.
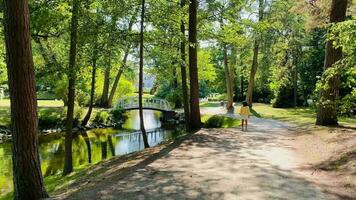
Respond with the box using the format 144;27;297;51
0;110;184;197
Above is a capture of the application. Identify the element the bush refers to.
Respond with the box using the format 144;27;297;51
339;90;356;116
204;115;224;128
109;109;127;128
272;85;304;108
203;115;239;128
92;111;110;125
38;109;65;129
110;109;127;121
76;90;89;107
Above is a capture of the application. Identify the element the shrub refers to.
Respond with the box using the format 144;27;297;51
203;115;239;128
92;111;110;125
109;108;127;128
76;90;89;107
38;108;65;129
110;109;127;121
204;115;224;128
339;90;356;116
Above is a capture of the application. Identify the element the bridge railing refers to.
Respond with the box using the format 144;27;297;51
115;97;172;111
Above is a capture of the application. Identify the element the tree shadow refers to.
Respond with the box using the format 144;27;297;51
55;127;349;200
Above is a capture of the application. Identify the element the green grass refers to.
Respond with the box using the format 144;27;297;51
203;115;240;128
0;100;108;128
0;99;64;108
250;103;356;128
200;102;221;108
202;114;240;128
0;166;89;200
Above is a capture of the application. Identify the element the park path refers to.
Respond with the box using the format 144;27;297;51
55;116;346;200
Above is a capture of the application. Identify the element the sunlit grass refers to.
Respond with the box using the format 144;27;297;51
201;114;240;128
0;165;89;200
250;103;356;128
200;102;220;108
0;99;64;108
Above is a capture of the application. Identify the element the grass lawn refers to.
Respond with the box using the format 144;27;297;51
0;165;88;200
199;102;356;129
200;102;220;108
0;99;108;128
0;99;64;108
250;103;356;128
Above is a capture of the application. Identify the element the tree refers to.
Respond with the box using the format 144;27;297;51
3;0;49;199
246;0;264;106
188;0;201;130
139;0;150;148
63;0;80;175
81;1;101;126
107;9;137;108
81;53;97;126
316;0;348;126
223;44;234;113
100;54;111;107
180;0;190;131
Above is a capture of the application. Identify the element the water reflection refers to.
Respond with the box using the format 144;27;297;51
0;110;183;197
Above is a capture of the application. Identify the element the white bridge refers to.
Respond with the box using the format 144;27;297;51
115;97;173;112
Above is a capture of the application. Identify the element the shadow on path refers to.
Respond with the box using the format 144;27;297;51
55;119;347;200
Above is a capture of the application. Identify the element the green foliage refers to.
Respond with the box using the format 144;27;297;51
109;108;127;128
75;90;89;107
198;50;217;82
339;90;356;116
203;115;240;128
92;111;110;125
38;108;65;129
204;115;225;128
272;86;295;108
54;79;68;104
314;19;356;116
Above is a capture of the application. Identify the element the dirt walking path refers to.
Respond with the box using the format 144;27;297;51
54;117;355;200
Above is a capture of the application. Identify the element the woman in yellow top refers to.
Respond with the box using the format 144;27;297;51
239;101;250;131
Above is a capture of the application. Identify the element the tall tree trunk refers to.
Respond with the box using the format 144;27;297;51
139;0;150;148
100;55;111;107
180;0;190;131
241;61;245;100
107;11;137;108
172;59;182;109
224;44;234;113
107;45;130;108
246;0;264;107
316;0;347;126
82;57;97;126
293;53;298;108
188;0;201;130
4;0;49;198
63;0;80;175
231;47;238;101
246;40;259;106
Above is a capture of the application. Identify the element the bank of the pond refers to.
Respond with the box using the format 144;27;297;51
0;131;190;200
0;110;184;198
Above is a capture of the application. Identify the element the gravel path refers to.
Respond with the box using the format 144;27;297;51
55;116;352;200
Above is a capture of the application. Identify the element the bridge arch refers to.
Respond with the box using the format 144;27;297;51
115;96;173;112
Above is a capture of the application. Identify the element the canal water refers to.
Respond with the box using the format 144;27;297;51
0;110;183;196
